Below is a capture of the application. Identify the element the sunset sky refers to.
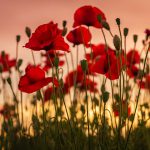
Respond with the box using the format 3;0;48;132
0;0;150;64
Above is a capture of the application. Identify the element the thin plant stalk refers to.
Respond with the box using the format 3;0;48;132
125;43;150;150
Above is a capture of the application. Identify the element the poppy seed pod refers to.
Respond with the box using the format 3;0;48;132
113;35;121;51
16;35;21;43
124;28;129;37
133;34;138;43
102;21;110;31
116;18;120;26
25;27;31;38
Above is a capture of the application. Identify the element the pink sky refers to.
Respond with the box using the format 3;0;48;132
0;0;150;63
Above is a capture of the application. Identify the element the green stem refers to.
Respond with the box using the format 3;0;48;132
125;43;150;150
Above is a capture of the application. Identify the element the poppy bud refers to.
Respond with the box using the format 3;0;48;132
62;20;67;28
16;59;23;69
1;51;5;58
7;77;12;85
129;114;134;121
25;27;31;38
102;91;109;103
80;105;85;114
101;84;105;93
114;93;120;102
133;34;138;43
16;35;21;43
116;18;120;26
0;64;3;73
36;91;41;101
93;97;99;106
54;57;59;68
62;27;67;36
123;28;129;37
97;14;102;23
80;59;88;72
102;21;110;31
113;35;121;50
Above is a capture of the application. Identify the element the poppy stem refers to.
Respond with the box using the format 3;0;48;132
73;45;79;103
46;51;63;148
70;51;75;70
84;72;90;150
124;43;150;150
31;50;36;66
39;90;47;145
64;53;72;104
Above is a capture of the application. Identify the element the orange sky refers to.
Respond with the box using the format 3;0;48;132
0;0;150;63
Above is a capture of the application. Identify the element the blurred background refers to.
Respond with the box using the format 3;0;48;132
0;0;149;64
0;0;150;64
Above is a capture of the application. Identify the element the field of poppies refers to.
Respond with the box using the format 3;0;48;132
0;5;150;150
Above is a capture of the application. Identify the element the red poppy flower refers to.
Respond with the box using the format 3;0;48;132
0;103;15;120
139;75;150;90
44;83;70;102
65;65;97;92
91;52;126;80
44;87;53;102
79;78;98;92
0;52;16;72
85;44;114;61
25;21;69;52
66;26;91;45
65;66;91;88
73;5;106;28
18;65;58;93
127;65;139;78
127;49;140;66
113;101;131;117
65;70;84;88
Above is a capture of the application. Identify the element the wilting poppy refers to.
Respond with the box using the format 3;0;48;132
25;21;69;52
0;52;16;72
18;65;58;93
73;5;106;28
67;26;91;45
